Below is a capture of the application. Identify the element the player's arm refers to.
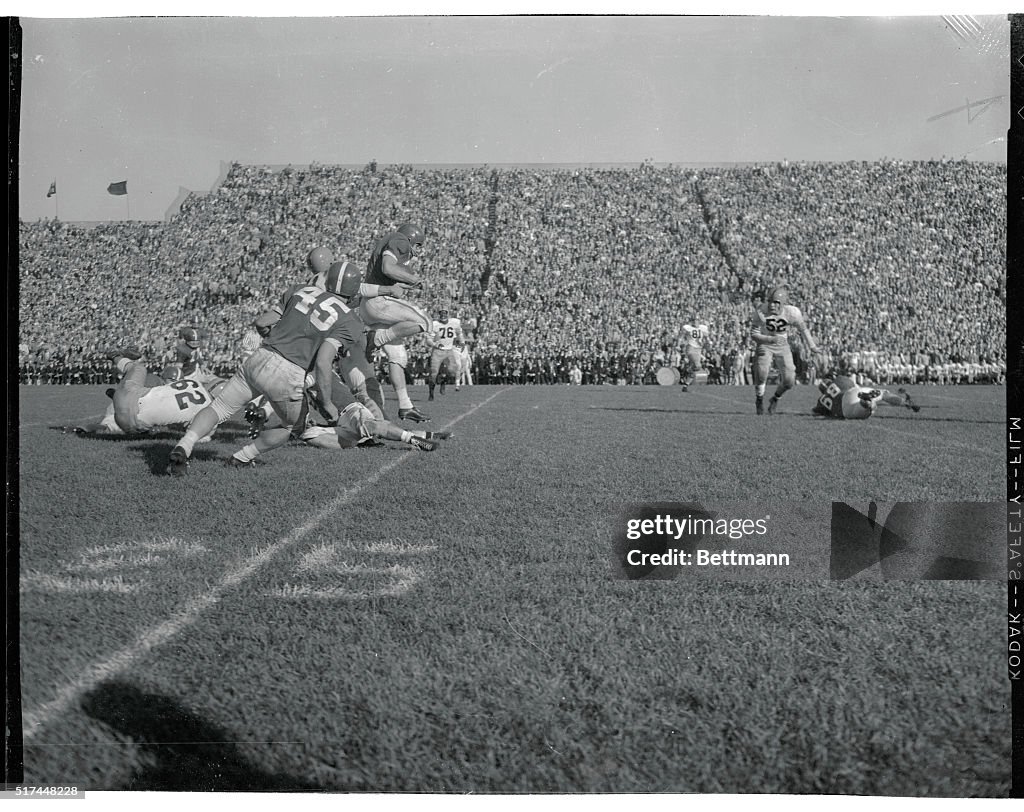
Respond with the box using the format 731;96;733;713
359;281;409;299
454;323;465;346
749;315;773;346
382;251;423;287
313;341;341;423
254;310;280;336
797;320;818;352
794;314;820;354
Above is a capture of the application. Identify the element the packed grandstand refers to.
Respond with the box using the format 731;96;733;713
18;159;1006;387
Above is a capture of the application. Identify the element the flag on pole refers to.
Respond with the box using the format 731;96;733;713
107;181;128;196
46;181;56;197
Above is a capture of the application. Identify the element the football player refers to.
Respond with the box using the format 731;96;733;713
306;246;407;415
456;343;473;388
750;286;822;415
812;376;921;420
172;326;220;387
167;261;374;475
426;306;463;401
252;377;450;453
66;351;227;437
679;321;709;390
359;223;432;423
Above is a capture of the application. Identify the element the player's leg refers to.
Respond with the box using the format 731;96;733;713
428;350;442;400
363;413;439;451
439;357;450;395
362;297;431;350
361;298;430;419
111;360;151;432
767;349;797;415
168;372;253;475
383;344;428;421
229;356;309;465
752;347;772;414
881;388;921;412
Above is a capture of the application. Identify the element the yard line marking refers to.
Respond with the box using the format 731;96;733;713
869;422;1003;461
21;388;508;741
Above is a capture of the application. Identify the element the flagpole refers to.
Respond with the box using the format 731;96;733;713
54;183;59;221
126;193;131;221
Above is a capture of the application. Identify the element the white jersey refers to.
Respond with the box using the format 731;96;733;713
681;323;709;349
752;303;809;350
136;378;216;431
431;318;463;351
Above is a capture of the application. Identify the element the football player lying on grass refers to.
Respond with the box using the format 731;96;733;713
812;375;921;420
243;369;451;453
59;350;227;440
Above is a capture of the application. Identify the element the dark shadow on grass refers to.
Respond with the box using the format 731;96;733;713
80;680;321;791
132;443;224;476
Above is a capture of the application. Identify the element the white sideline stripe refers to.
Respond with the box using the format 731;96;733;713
21;388;508;741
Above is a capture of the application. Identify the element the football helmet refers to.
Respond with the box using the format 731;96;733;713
397;223;425;247
324;260;363;299
161;364;184;383
307;246;334;276
438;307;450;321
766;286;789;315
179;327;202;348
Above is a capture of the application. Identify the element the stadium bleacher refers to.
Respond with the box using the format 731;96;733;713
18;160;1006;386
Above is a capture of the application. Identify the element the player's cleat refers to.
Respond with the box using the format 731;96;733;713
357;436;383;448
455;386;461;392
755;396;764;415
398;407;430;423
428;393;435;401
167;446;190;477
858;389;881;404
681;384;689;392
901;392;921;412
425;430;453;441
767;396;779;415
105;388;116;399
244;403;267;439
408;435;439;452
224;455;260;468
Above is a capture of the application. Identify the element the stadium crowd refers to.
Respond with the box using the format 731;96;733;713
19;159;1005;387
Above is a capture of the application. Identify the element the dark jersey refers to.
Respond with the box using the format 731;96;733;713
174;341;202;373
264;284;364;371
813;377;856;418
366;231;416;286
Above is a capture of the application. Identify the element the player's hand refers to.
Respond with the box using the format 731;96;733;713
389;284;408;300
323;403;340;426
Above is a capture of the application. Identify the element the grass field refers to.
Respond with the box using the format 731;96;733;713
15;382;1010;795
